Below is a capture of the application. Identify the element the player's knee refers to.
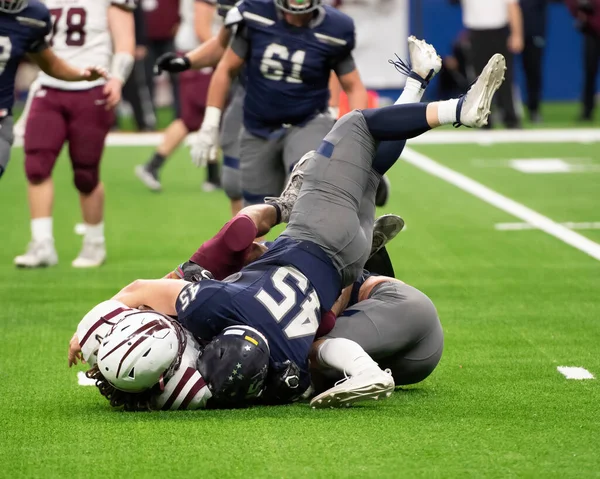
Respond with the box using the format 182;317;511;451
73;165;99;194
222;163;242;200
25;152;54;184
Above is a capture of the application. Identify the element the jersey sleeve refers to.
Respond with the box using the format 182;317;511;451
224;1;245;27
26;7;52;53
230;24;250;59
111;0;137;11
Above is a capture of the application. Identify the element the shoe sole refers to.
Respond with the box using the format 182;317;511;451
468;54;506;128
408;36;442;77
310;380;395;409
370;215;405;257
15;261;57;269
72;259;105;268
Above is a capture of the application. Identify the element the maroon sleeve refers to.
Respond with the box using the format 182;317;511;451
143;0;180;40
189;215;258;280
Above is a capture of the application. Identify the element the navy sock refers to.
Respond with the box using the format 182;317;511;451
372;140;407;175
362;103;431;142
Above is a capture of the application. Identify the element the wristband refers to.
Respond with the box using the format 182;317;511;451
110;52;135;83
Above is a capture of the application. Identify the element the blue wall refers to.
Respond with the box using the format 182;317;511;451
404;0;585;102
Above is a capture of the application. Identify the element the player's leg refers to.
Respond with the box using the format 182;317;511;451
67;86;115;268
220;84;245;216
282;113;335;174
15;90;66;268
239;129;285;207
0;114;14;180
322;280;443;386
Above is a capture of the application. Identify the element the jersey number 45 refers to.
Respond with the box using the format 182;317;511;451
256;266;320;339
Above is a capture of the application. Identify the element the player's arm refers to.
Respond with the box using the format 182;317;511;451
106;4;136;108
328;73;341;119
28;48;108;82
112;279;189;316
337;67;368;111
195;0;217;43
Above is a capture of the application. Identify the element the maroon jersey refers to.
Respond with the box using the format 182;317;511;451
143;0;180;40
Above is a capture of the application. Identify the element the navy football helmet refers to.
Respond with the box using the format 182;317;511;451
275;0;321;15
197;325;270;408
0;0;28;13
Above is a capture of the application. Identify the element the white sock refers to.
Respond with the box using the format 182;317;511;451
31;217;53;242
395;77;424;105
84;222;104;243
317;338;379;377
437;98;460;125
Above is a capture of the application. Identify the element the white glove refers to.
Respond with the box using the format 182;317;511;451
190;106;222;167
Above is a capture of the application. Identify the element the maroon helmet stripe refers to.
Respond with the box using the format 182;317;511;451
99;320;164;361
79;307;129;347
179;377;207;410
114;323;164;377
163;367;195;410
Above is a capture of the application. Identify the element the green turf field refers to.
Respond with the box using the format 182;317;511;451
1;132;599;478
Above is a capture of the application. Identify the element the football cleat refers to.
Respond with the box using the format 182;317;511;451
407;36;442;85
72;239;106;268
135;165;161;192
455;54;506;128
310;368;395;409
14;239;58;268
370;214;405;259
264;150;312;223
375;175;391;207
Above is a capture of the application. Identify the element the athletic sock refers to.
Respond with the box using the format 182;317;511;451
31;217;53;242
317;338;379;377
206;162;220;185
146;152;166;172
395;77;424;105
362;103;430;142
84;222;105;243
437;98;460;125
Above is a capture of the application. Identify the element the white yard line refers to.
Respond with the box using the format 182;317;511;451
402;147;600;262
11;128;600;148
496;221;600;231
557;367;595;380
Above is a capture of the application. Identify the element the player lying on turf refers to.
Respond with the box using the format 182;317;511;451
69;50;506;409
69;210;442;410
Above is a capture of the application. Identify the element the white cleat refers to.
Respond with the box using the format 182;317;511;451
407;35;442;82
310;368;395;409
135;165;161;192
264;150;313;223
457;54;506;128
14;239;58;268
370;214;405;258
72;239;106;268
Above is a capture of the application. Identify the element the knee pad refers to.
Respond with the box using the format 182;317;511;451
222;159;242;201
25;151;56;184
73;165;99;194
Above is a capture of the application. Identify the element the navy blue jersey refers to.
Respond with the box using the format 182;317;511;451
176;237;341;386
0;2;51;110
225;0;355;138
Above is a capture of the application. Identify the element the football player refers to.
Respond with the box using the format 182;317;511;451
14;0;136;269
69;52;506;408
0;0;107;180
134;0;218;193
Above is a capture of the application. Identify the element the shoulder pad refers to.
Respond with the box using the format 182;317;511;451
111;0;137;11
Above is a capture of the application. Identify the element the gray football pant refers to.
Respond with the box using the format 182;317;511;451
220;84;245;201
239;113;335;205
0;115;14;179
282;110;381;288
324;281;444;386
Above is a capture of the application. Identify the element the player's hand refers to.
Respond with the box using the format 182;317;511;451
80;65;109;82
68;333;85;367
190;124;219;167
103;77;123;110
507;34;524;54
154;52;191;75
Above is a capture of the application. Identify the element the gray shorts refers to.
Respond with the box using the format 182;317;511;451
282;110;380;288
220;84;245;201
240;113;335;205
324;281;443;386
0;115;14;179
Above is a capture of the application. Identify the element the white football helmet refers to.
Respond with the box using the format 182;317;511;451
97;311;185;393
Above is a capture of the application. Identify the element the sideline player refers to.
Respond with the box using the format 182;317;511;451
14;0;135;269
0;0;108;180
134;0;217;193
68;52;506;408
191;0;369;208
